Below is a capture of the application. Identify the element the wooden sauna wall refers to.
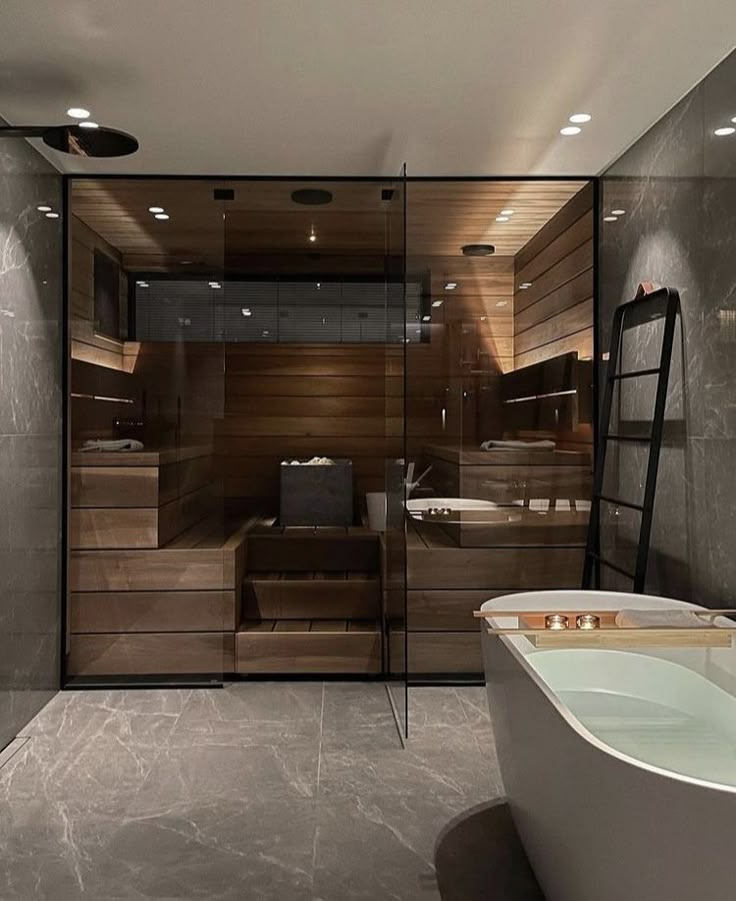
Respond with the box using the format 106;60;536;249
217;344;404;516
512;183;594;452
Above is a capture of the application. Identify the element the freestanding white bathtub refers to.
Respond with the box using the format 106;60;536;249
481;590;736;901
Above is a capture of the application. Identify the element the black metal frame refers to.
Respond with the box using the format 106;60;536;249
60;171;598;692
582;286;680;593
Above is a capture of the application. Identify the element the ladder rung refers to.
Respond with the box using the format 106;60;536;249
595;494;644;512
604;433;653;443
588;553;635;581
609;368;661;381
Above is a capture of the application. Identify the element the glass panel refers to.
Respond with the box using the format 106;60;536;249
386;167;408;738
66;178;226;686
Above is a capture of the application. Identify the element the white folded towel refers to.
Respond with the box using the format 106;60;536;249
615;609;710;629
80;439;144;453
480;439;556;451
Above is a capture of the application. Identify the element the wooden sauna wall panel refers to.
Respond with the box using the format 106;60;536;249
67;632;234;677
513;184;594;371
70;591;235;633
236;624;381;674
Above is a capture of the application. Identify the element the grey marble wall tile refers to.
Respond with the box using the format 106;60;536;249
598;48;736;605
0;128;61;750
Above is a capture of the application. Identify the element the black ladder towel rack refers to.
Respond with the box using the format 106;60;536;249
582;286;680;593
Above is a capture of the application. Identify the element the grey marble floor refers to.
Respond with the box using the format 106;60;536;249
0;683;542;900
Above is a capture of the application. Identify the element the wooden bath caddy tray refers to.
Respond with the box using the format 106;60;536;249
472;609;736;649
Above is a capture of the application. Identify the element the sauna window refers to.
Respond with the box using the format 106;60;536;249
93;250;122;339
132;278;423;344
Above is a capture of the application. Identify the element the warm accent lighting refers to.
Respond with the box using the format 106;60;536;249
495;215;510;222
154;213;170;220
66;107;90;119
500;209;514;216
560;126;582;136
569;113;592;124
715;127;736;136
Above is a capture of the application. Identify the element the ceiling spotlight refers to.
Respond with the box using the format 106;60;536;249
611;209;626;216
519;282;532;289
149;206;164;214
154;212;170;220
37;205;52;212
495;216;510;222
137;281;149;288
603;215;618;222
714;127;736;137
241;308;252;317
422;315;431;322
495;300;509;307
66;107;90;119
560;126;582;136
79;121;99;129
45;212;59;219
569;113;592;124
444;282;457;290
208;281;221;288
461;244;495;256
500;209;514;216
432;299;443;308
309;233;317;243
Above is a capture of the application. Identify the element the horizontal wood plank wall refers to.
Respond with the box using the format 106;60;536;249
71;216;129;371
220;344;398;511
513;183;594;370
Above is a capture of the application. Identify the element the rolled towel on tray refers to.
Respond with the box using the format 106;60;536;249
80;439;144;453
615;609;711;629
480;439;556;451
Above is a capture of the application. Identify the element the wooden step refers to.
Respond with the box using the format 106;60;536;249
243;571;380;619
247;527;379;572
236;619;381;674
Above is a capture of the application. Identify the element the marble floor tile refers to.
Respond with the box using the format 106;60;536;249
321;682;403;751
408;687;468;729
455;685;491;726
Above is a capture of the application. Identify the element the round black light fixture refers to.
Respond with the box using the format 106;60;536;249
291;188;333;205
462;244;495;256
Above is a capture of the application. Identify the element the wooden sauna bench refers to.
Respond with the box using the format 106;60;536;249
237;524;383;674
405;514;585;677
68;479;263;678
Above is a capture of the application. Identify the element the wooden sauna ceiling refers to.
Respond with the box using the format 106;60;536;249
71;179;588;270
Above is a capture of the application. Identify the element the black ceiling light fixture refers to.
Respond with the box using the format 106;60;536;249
0;122;139;157
291;188;333;205
461;244;496;256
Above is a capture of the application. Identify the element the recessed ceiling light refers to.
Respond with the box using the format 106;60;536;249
79;121;99;129
137;281;149;288
37;205;52;212
444;282;457;290
569;113;592;124
496;300;509;307
432;300;443;308
241;308;252;317
422;315;431;322
66;107;90;119
480;316;487;321
611;209;626;216
560;126;582;136
309;233;317;243
154;213;170;220
208;281;221;289
714;127;736;137
495;216;510;223
45;212;59;219
603;215;618;222
519;282;532;290
149;206;164;213
500;209;514;216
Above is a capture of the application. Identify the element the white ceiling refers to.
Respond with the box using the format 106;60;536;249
0;1;733;177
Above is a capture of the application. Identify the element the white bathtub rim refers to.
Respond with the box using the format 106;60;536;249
482;590;736;796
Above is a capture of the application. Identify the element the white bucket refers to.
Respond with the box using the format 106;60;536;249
366;491;387;531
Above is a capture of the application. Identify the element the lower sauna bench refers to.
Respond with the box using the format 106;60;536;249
236;619;382;674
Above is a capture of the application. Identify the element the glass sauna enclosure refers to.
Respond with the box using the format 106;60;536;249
65;176;410;731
